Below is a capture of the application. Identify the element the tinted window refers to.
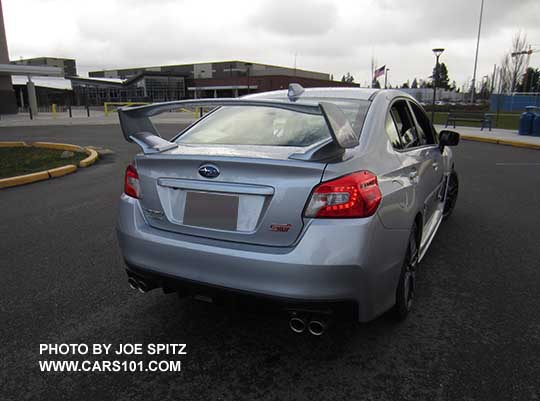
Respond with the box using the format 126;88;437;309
177;106;330;147
409;102;436;145
389;100;419;149
385;113;402;149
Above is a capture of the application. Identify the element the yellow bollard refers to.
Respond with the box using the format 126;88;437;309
104;103;109;117
52;103;57;119
194;107;199;118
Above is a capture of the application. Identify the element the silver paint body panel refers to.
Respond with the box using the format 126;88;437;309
116;88;455;322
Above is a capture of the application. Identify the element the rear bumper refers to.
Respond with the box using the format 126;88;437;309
116;195;407;322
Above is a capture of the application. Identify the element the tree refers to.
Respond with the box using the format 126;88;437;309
518;67;540;92
372;79;381;88
341;72;355;83
439;63;450;89
411;78;418;88
330;74;334;81
431;62;450;89
479;79;490;100
401;80;410;89
499;31;529;93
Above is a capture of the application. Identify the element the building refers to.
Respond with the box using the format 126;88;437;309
0;0;16;113
399;88;464;104
12;76;71;109
7;59;359;109
11;57;77;77
90;60;356;99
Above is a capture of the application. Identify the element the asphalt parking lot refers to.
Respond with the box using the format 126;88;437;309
1;124;539;401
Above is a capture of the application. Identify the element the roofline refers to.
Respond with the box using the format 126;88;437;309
88;59;330;77
11;57;76;62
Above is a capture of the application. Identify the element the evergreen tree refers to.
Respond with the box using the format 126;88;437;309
433;62;450;89
341;72;355;83
411;78;418;88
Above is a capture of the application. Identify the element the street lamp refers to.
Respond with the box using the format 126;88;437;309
384;68;390;89
431;48;445;122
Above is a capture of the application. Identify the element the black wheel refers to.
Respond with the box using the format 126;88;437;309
443;170;459;219
394;223;419;320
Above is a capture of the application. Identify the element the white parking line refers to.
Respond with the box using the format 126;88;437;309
495;163;540;166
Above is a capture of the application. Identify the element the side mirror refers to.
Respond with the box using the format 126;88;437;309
439;130;460;152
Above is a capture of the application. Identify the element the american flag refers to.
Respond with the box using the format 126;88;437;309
373;65;386;79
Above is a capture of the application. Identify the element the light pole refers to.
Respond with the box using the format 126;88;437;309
431;48;445;122
384;68;390;89
470;0;484;103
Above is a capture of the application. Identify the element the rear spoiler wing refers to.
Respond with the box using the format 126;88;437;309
118;98;359;154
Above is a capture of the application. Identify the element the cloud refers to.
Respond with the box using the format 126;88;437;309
252;0;339;36
2;0;539;87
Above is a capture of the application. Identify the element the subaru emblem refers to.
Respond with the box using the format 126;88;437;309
198;164;220;179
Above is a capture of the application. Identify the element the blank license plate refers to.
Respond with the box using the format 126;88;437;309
184;191;239;230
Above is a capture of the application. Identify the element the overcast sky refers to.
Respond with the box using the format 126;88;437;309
3;0;539;88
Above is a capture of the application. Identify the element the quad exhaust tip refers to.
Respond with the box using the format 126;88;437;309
307;319;326;336
127;277;152;293
289;316;307;334
289;315;327;336
128;277;139;290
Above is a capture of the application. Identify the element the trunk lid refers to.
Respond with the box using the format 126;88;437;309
135;145;326;247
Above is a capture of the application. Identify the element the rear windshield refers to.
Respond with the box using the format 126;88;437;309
176;100;369;147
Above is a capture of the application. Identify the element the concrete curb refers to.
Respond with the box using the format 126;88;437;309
32;141;84;152
0;141;29;147
0;141;97;189
80;148;99;168
0;170;50;189
460;135;540;150
48;164;78;178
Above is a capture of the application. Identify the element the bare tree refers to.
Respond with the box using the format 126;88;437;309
499;54;512;94
499;32;529;93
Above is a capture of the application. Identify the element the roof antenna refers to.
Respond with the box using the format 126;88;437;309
287;83;304;102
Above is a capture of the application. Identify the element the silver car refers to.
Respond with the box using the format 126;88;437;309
116;85;459;335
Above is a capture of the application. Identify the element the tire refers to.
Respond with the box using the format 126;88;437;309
443;170;459;219
394;223;419;320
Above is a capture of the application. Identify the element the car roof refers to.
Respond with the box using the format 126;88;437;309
244;87;381;101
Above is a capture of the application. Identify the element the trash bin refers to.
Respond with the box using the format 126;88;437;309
532;113;540;137
518;106;537;136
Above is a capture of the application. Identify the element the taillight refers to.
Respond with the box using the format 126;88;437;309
124;164;140;199
304;171;382;218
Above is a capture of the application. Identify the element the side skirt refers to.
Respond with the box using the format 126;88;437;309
418;172;450;262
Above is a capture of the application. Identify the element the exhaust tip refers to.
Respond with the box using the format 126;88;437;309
308;320;326;336
289;317;306;334
137;280;149;293
128;277;139;290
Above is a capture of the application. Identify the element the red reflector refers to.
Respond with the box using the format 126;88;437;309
304;171;382;218
124;164;140;199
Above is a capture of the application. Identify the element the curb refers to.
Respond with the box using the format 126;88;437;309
0;141;28;148
460;135;540;150
32;141;84;152
48;164;78;178
0;170;50;189
80;148;98;168
0;141;99;189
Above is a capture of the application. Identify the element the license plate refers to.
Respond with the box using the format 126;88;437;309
183;191;239;230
